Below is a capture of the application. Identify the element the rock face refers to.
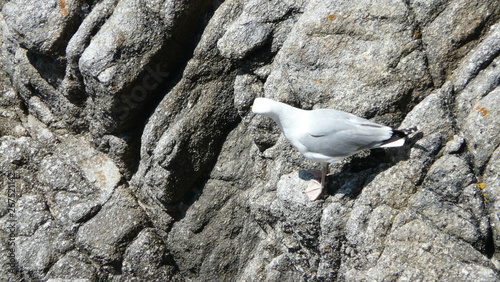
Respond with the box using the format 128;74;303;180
0;0;499;280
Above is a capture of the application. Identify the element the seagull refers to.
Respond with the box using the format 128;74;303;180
251;97;416;201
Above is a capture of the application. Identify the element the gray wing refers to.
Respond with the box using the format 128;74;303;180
298;109;393;157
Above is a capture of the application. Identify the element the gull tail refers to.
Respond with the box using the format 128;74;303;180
380;127;418;148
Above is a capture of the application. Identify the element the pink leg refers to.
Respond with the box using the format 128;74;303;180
321;163;329;188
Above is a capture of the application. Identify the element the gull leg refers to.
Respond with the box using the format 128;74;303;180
321;163;329;189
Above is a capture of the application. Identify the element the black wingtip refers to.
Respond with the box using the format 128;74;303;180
382;127;418;146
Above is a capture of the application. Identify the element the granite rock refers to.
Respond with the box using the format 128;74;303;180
0;0;499;280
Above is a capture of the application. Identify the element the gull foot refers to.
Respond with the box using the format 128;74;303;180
305;179;323;201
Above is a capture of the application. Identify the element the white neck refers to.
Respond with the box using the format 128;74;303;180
267;100;304;132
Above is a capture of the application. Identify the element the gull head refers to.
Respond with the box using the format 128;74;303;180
251;98;276;115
